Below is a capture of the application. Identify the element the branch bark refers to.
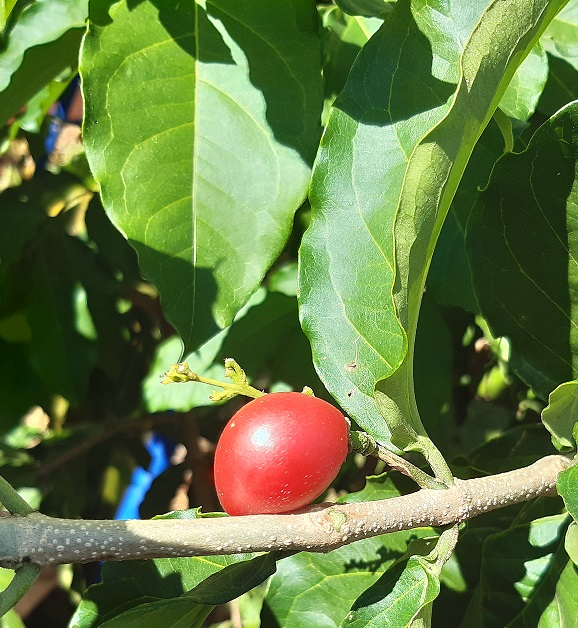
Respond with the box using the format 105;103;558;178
0;454;571;569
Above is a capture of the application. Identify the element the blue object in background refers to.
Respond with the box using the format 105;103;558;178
114;432;177;520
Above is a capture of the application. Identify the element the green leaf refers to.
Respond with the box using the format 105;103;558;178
467;102;578;399
321;6;382;111
81;0;323;354
341;528;458;628
461;514;570;626
98;600;212;628
428;117;505;314
499;43;549;121
537;54;578;118
376;0;567;449
0;0;87;127
413;293;455;453
458;424;554;476
541;380;578;451
557;463;578;522
340;554;440;627
301;0;566;451
335;0;393;18
71;508;253;627
264;534;424;628
541;0;578;69
0;339;45;431
564;521;578;565
0;176;50;280
25;232;97;403
301;0;466;444
183;552;279;605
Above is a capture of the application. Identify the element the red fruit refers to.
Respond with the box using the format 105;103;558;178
214;392;349;515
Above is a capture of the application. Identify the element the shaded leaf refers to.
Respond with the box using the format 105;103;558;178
467;102;578;399
541;0;578;69
414;293;455;454
98;600;211;628
340;554;440;627
557;463;578;522
0;171;64;280
0;339;45;431
321;6;382;113
460;514;570;627
0;0;87;126
335;0;392;18
81;0;323;354
71;508;252;627
564;521;578;565
541;380;578;451
428;117;505;314
537;54;578;118
457;424;554;476
25;232;97;403
499;44;549;121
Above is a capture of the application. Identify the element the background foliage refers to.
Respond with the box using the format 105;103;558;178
1;0;578;625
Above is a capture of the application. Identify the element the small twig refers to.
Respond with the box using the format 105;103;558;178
349;431;447;490
0;564;41;618
0;475;34;516
162;358;265;401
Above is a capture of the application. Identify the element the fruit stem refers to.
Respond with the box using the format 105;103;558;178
349;431;448;490
162;358;266;401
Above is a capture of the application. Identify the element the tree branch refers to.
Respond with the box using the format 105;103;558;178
0;454;571;569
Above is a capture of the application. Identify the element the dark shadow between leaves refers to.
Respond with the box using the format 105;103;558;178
128;242;221;356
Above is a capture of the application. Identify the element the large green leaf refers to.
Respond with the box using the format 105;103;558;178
81;0;323;354
467;102;578;399
0;0;87;127
461;514;572;627
377;0;567;450
300;0;474;443
339;528;459;628
264;532;426;628
339;554;440;628
301;0;566;451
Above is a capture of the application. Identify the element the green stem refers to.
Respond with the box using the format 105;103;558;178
413;436;455;486
430;525;460;574
0;563;41;618
0;475;34;516
349;431;448;490
162;359;265;401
